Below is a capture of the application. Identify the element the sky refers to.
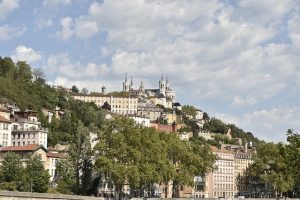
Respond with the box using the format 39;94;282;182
1;0;300;142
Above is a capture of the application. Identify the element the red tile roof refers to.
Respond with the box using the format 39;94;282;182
0;115;11;123
46;153;64;158
0;144;45;152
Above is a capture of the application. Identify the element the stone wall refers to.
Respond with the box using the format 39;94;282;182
0;191;103;200
0;192;299;200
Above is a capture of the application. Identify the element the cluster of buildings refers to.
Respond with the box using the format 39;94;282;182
73;74;207;132
0;74;258;198
72;75;257;198
0;103;63;183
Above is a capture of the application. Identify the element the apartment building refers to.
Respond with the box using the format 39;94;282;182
137;104;162;122
206;146;235;198
11;111;48;148
0;115;11;147
47;148;64;182
73;94;138;115
0;144;63;183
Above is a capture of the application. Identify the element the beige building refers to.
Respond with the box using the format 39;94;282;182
73;94;138;115
206;146;235;198
46;148;64;182
137;105;162;122
231;145;254;196
0;144;63;183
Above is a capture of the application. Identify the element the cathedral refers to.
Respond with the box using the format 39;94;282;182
122;73;176;108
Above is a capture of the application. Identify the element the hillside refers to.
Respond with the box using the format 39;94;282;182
0;56;261;147
0;56;106;146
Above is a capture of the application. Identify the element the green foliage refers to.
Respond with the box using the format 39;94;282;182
0;152;23;183
55;158;76;194
0;181;17;191
23;155;50;193
248;142;294;197
212;134;238;145
71;85;79;93
182;105;197;116
286;132;300;196
204;118;261;145
94;117;216;198
69;121;93;195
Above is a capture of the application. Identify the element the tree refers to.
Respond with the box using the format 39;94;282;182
71;85;79;93
0;57;15;78
81;87;89;94
101;102;111;111
94;117;216;198
182;105;197;116
69;121;93;195
286;132;300;197
249;142;294;198
55;158;75;194
23;155;50;193
15;61;32;82
32;68;45;83
0;152;23;190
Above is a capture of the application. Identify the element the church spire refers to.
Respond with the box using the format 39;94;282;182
125;73;128;82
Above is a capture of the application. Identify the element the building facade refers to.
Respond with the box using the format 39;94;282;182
0;115;11;147
206;146;235;198
73;94;138;115
11;111;48;148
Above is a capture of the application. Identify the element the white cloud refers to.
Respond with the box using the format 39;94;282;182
46;53;110;80
43;0;71;7
47;0;300;142
11;46;42;63
214;106;300;142
56;17;99;40
0;0;19;20
0;25;26;40
35;19;53;30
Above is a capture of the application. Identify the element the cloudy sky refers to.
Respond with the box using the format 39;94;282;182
1;0;300;142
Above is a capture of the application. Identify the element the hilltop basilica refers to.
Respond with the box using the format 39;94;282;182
122;73;176;108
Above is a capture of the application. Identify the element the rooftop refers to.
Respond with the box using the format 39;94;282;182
0;115;11;123
0;144;46;152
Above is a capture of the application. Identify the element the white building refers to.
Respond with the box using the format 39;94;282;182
0;115;11;147
128;115;150;127
11;111;48;148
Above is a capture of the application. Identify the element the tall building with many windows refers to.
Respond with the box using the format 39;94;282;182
73;94;138;115
206;146;235;198
11;111;48;148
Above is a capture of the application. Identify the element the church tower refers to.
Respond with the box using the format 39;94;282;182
101;85;106;95
139;81;145;93
122;73;130;91
159;73;166;95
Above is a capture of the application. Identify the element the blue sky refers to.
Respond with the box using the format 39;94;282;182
1;0;300;142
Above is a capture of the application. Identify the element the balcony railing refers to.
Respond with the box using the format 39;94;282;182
12;127;48;132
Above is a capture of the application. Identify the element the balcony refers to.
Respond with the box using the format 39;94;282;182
12;118;41;125
12;127;48;132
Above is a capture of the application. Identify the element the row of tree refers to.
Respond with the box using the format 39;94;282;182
54;117;217;198
0;153;50;192
245;131;300;198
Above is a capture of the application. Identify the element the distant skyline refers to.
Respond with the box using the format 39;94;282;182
1;0;300;142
